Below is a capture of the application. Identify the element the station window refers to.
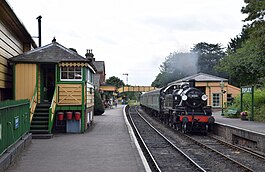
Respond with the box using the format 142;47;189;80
61;66;82;81
212;93;221;107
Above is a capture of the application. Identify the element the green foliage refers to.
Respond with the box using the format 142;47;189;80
217;0;265;87
152;42;227;88
241;0;265;22
122;91;141;102
191;42;226;76
128;100;140;106
229;88;265;122
94;90;105;115
217;38;265;86
106;76;125;88
227;27;250;53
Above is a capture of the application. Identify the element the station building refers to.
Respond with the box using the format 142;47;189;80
0;0;37;101
169;73;240;109
9;40;96;134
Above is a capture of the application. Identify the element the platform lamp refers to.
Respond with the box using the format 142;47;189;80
220;80;225;116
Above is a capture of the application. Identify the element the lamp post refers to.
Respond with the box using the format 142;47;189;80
220;80;225;116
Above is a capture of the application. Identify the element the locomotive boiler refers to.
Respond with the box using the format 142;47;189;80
140;80;214;133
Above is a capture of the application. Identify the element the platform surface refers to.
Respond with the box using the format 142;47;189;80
213;111;265;135
6;105;146;172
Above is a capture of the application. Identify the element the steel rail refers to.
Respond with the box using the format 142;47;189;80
128;107;161;172
183;134;255;172
209;134;265;162
133;106;207;172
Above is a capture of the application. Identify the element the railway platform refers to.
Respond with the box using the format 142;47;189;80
212;111;265;153
213;111;265;135
5;105;148;172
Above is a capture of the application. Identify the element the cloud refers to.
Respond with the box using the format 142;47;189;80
7;0;246;86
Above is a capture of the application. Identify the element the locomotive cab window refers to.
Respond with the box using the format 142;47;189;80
61;66;82;81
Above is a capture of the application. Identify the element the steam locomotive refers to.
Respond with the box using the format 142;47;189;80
140;80;214;133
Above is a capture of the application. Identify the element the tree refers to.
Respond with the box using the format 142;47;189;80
94;90;105;115
241;0;265;22
191;42;226;77
217;0;265;86
151;52;198;87
106;76;125;88
227;26;250;53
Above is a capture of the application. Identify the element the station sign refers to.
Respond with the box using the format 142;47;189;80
240;86;254;121
241;87;253;94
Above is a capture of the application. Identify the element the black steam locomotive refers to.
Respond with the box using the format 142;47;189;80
140;80;214;133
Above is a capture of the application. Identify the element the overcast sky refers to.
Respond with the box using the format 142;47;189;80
8;0;246;86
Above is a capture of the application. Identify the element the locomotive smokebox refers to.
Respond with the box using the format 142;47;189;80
188;79;196;87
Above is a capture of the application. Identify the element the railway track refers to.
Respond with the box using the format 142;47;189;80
128;105;265;172
128;106;206;172
188;134;265;172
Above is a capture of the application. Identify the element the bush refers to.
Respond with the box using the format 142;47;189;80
94;90;105;115
128;100;140;106
230;88;265;122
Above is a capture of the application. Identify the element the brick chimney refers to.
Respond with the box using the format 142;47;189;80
85;49;95;61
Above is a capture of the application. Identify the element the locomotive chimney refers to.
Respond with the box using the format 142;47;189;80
189;79;196;87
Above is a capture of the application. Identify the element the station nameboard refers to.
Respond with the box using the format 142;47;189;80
241;87;253;94
240;86;254;121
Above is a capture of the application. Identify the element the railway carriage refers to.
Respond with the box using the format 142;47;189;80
140;80;214;133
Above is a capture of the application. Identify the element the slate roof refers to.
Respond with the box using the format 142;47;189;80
169;73;228;85
93;61;105;73
10;41;90;63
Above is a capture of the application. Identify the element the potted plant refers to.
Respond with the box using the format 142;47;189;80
240;111;248;120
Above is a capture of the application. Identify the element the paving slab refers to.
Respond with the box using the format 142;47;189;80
213;111;265;135
6;105;146;172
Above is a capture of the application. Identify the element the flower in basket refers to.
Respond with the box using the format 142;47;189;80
240;111;248;116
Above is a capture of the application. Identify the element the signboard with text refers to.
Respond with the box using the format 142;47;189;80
241;87;253;94
240;86;254;121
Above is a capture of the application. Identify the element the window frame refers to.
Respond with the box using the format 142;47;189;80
212;93;221;108
60;66;83;81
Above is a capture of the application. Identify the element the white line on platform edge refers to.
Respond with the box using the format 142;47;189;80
123;105;151;172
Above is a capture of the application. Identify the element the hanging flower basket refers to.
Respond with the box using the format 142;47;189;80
240;111;248;120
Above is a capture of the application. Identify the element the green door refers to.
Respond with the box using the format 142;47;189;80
40;64;55;102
